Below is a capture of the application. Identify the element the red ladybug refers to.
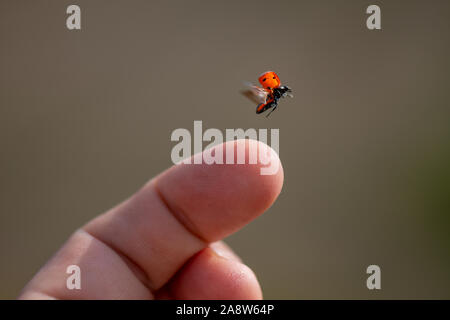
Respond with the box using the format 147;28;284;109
245;71;293;117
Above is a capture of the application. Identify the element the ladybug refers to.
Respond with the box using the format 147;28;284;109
244;71;293;117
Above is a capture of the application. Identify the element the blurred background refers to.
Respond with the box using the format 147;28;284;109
1;0;449;299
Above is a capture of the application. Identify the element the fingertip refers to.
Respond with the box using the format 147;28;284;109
156;139;284;241
168;248;263;300
237;139;284;214
209;241;242;263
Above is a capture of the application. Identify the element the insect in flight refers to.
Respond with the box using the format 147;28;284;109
243;71;293;117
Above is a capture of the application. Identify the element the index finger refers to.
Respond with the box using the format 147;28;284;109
22;139;283;298
88;139;283;289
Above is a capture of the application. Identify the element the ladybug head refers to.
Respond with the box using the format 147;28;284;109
258;71;281;89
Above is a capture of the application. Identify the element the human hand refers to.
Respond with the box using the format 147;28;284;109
19;140;283;300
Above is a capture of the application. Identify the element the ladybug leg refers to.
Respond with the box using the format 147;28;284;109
265;104;278;118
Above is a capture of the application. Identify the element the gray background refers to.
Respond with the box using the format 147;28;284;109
1;0;449;299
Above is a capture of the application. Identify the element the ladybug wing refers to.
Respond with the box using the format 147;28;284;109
241;82;269;105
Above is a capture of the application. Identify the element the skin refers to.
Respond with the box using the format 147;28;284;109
18;139;283;300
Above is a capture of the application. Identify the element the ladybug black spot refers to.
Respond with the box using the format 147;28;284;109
263;78;266;82
273;77;276;79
